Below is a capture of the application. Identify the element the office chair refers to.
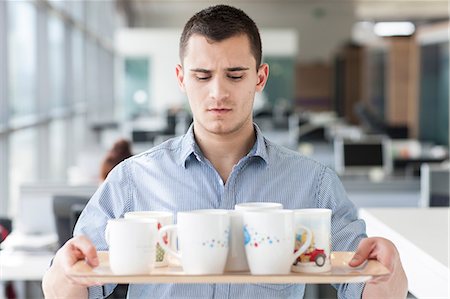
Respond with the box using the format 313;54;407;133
420;163;450;207
52;195;90;248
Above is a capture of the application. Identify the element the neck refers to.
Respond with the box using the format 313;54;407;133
193;121;256;183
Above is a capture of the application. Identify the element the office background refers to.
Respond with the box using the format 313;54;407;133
0;1;449;299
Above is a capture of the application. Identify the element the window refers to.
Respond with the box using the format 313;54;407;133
9;128;38;215
8;1;36;118
48;14;66;109
49;120;67;181
419;41;449;146
72;29;85;104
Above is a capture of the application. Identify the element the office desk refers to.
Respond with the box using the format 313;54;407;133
0;251;53;281
359;208;449;299
343;177;421;208
0;251;54;299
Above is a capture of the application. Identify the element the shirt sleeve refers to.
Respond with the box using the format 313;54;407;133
73;160;133;299
316;167;367;299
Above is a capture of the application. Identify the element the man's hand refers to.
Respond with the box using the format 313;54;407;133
350;237;408;299
42;235;102;298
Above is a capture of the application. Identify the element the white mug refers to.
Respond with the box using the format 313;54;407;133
124;211;174;267
158;209;230;275
235;202;283;211
243;209;312;275
105;218;158;275
292;209;332;273
226;202;283;272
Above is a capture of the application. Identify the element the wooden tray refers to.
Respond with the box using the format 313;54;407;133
68;251;389;284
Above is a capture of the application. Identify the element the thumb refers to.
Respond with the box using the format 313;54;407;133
349;238;374;267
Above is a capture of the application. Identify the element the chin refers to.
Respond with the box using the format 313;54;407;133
202;121;234;135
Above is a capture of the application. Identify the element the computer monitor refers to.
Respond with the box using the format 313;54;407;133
53;195;90;247
420;163;450;207
334;136;392;176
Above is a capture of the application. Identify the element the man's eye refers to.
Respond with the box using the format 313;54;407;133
228;75;243;80
196;76;211;81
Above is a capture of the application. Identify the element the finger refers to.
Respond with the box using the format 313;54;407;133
68;236;99;267
57;236;99;274
349;238;375;267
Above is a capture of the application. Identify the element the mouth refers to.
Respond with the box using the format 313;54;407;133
207;108;232;115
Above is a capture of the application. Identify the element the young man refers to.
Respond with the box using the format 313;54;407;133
42;5;407;299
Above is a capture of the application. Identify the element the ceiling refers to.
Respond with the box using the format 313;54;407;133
118;0;450;27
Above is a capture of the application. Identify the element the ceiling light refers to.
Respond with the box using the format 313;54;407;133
374;22;415;37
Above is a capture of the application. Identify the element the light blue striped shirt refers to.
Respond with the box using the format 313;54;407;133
74;124;367;299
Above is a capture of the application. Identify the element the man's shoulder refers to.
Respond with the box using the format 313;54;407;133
264;138;326;170
129;135;185;162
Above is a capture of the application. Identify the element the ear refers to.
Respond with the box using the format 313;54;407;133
175;64;186;92
255;63;269;92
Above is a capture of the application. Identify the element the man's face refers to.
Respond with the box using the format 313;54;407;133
176;34;268;136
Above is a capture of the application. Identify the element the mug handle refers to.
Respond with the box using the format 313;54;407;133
158;225;181;260
291;225;312;263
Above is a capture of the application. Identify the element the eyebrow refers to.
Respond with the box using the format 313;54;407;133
226;67;250;72
190;67;250;73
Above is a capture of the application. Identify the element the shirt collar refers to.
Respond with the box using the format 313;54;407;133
177;123;269;168
178;124;198;167
251;123;269;165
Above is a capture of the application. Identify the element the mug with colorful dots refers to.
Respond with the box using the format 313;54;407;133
124;211;174;267
158;209;230;274
243;209;312;275
225;202;283;272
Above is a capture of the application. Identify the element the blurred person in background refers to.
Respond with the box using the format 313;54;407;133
99;139;133;182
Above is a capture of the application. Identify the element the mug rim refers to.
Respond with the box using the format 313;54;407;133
234;202;283;210
124;211;174;218
107;218;158;224
178;209;229;216
293;208;332;215
243;209;294;215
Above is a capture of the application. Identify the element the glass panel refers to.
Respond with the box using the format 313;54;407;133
67;0;84;22
48;14;65;109
85;38;99;120
263;56;294;106
49;119;67;181
48;0;65;10
85;1;98;34
7;1;36;118
73;114;87;154
437;42;449;146
419;42;449;146
9;128;38;215
72;29;85;103
74;1;85;23
368;50;386;121
123;58;150;120
99;1;114;41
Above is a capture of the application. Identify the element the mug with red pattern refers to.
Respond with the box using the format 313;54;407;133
292;209;332;273
125;211;174;267
243;209;312;275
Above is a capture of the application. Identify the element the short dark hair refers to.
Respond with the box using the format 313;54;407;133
179;5;262;68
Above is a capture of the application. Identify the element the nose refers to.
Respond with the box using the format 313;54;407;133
209;77;229;101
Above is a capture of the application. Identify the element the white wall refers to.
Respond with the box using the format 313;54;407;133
115;28;184;114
